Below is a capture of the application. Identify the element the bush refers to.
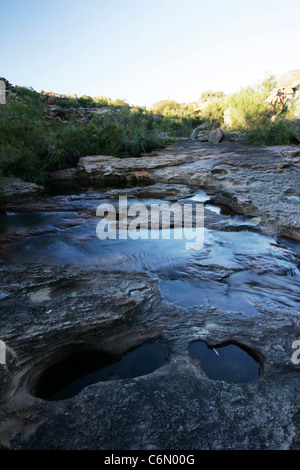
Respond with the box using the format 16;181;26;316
200;90;226;100
227;84;274;130
0;87;48;182
202;98;228;125
151;100;181;115
247;119;296;145
1;73;294;185
198;74;296;145
0;89;177;182
58;97;80;108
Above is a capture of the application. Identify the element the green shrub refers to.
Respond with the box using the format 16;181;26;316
58;97;80;108
227;85;270;129
1;74;295;184
200;90;226;100
202;98;228;124
247;119;296;145
151;100;181;115
0;91;176;182
77;95;95;108
198;74;296;145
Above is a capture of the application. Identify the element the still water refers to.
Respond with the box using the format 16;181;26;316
0;189;299;317
188;340;261;383
35;342;169;401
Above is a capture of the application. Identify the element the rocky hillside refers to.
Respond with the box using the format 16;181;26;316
267;69;300;118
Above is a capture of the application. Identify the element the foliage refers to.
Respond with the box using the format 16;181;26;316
151;100;181;116
228;85;270;129
246;119;296;145
0;87;197;182
1;73;297;184
225;76;296;143
199;74;295;144
149;100;199;136
57;94;130;109
201;98;228;125
200;90;226;100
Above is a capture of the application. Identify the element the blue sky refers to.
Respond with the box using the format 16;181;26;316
1;0;300;106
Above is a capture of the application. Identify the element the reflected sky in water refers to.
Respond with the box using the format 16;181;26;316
0;191;299;317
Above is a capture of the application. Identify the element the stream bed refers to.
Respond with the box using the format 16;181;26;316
0;186;299;319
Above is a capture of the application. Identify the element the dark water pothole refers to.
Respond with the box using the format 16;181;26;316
35;342;169;401
188;340;261;383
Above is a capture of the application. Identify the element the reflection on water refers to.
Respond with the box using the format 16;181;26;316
35;342;169;401
0;190;299;317
188;340;261;383
0;212;77;235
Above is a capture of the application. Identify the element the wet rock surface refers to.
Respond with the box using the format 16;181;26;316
10;368;300;450
0;140;300;450
72;140;300;240
0;261;299;449
0;176;44;198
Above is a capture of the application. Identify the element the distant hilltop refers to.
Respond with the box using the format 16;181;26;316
1;69;300;120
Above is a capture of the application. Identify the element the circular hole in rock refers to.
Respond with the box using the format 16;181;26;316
211;169;228;176
205;200;241;216
35;341;169;401
188;340;261;383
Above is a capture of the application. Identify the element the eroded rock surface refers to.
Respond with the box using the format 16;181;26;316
0;261;299;449
0;176;43;198
74;140;300;240
0;139;300;450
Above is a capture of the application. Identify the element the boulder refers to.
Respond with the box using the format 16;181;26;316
277;69;300;89
0;176;43;197
208;128;224;144
191;121;212;141
293;126;300;142
193;92;226;116
76;152;199;187
267;69;300;118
